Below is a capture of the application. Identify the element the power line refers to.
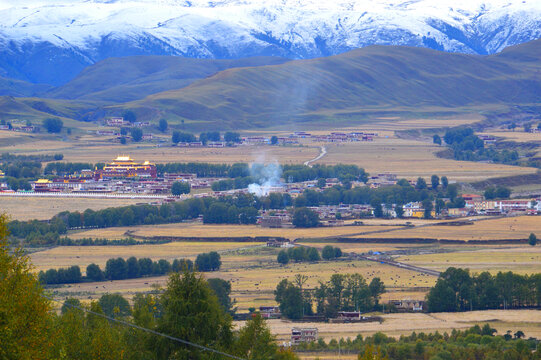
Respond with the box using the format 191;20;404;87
45;294;246;360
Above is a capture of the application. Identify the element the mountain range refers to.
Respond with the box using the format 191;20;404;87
0;0;540;85
0;38;539;131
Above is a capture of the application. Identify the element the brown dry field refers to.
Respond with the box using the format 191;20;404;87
315;136;536;182
353;215;541;241
0;196;145;221
0;134;319;165
68;223;407;241
397;245;541;274
234;309;541;342
29;241;262;271
481;130;541;143
46;250;434;312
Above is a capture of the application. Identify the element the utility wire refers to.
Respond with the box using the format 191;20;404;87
44;294;246;360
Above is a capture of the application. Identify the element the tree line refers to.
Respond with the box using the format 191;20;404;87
275;273;385;320
295;324;539;360
427;267;541;312
277;245;342;264
172;131;242;144
39;252;220;285
442;127;520;166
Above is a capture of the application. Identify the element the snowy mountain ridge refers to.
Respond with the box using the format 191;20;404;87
0;0;540;85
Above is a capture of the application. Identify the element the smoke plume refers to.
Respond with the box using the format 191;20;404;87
247;162;282;197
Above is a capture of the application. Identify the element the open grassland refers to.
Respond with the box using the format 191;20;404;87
1;196;145;221
0;134;319;165
480;130;541;143
352;216;541;241
234;309;541;342
29;241;262;271
42;249;434;311
316;136;537;182
69;223;406;241
397;245;541;275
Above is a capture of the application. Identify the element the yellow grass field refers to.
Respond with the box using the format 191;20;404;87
234;309;541;341
353;216;541;241
397;245;541;274
29;241;262;271
0;196;146;221
69;223;407;241
480;130;541;143
316;136;536;182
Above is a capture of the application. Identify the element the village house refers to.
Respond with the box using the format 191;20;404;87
259;306;281;319
291;328;318;345
389;300;425;312
106;117;130;127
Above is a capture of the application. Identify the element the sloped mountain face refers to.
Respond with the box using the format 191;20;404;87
0;0;540;85
122;39;541;130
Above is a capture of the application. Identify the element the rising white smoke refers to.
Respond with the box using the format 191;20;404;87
247;162;283;197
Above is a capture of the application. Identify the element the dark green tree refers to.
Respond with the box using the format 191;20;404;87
274;279;303;320
43;118;63;133
86;263;105;281
122;110;137;123
98;293;131;318
208;278;235;314
130;127;143;142
158;118;168;132
433;134;442;145
153;270;233;359
292;207;320;228
415;177;427;190
171;181;191;195
270;135;278;145
529;233;537;246
277;250;289;264
431;175;439;190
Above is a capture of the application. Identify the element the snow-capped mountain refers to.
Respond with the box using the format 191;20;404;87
0;0;540;85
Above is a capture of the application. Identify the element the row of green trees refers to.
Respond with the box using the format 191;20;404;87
172;131;242;144
295;324;539;360
277;245;342;264
275;274;385;320
38;256;196;285
39;252;222;285
427;267;541;312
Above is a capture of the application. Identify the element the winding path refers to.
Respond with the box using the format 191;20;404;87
304;146;327;167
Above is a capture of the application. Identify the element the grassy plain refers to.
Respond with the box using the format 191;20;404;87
397;245;541;274
236;309;541;342
68;223;407;241
315;136;537;181
352;215;541;241
1;196;145;221
29;241;263;271
480;130;541;143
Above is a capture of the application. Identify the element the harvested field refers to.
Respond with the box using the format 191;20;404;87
30;242;262;271
352;216;541;241
480;130;541;143
234;309;541;341
0;196;145;221
316;137;536;182
1;138;319;165
397;245;541;274
69;223;406;241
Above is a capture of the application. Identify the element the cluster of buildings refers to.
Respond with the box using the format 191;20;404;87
21;156;235;196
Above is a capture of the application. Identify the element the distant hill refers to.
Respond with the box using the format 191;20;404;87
45;56;290;103
0;77;52;97
116;39;541;129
